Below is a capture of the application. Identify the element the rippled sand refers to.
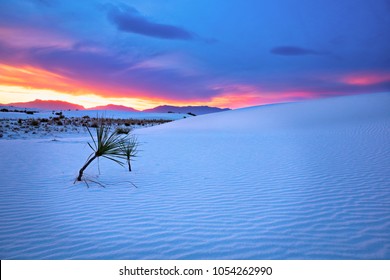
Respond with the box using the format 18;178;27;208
1;93;389;259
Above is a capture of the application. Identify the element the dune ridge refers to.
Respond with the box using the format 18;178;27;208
0;92;389;259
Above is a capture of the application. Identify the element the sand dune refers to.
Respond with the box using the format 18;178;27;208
0;92;389;259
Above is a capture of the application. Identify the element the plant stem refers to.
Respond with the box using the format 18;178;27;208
77;154;97;181
127;160;132;172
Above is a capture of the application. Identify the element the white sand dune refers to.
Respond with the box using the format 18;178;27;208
0;92;389;259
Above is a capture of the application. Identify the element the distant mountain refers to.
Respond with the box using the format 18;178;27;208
1;99;231;115
88;104;139;112
2;99;85;111
143;105;230;115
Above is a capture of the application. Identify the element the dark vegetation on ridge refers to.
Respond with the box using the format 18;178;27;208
0;115;171;139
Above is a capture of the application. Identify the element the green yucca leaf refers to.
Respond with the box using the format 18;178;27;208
120;135;138;172
76;119;139;182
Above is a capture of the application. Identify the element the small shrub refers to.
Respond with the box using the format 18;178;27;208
115;127;131;134
90;121;98;128
31;119;40;126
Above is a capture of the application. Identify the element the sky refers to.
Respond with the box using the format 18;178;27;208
0;0;389;110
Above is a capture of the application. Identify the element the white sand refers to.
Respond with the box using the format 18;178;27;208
0;92;389;259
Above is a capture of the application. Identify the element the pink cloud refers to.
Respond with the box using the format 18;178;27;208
341;72;390;86
209;83;316;108
0;26;73;49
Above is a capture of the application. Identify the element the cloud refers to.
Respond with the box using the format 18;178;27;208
107;5;194;40
0;26;73;49
340;72;390;86
0;39;221;101
271;46;327;56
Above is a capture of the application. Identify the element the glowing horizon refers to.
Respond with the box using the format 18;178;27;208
0;1;389;110
0;63;319;110
1;61;389;111
0;85;227;111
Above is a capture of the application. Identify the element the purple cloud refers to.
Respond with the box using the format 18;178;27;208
107;5;194;40
0;39;221;100
271;46;327;56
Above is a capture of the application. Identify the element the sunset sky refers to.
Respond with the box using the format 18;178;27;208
0;0;389;110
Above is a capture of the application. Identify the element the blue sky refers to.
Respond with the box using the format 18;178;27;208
0;0;389;109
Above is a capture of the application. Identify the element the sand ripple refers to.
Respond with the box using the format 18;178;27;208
1;93;390;259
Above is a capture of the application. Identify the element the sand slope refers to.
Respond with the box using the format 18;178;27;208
0;92;389;259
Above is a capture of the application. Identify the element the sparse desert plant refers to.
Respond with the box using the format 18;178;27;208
90;121;98;128
115;127;131;134
31;119;40;126
76;119;138;182
120;135;138;172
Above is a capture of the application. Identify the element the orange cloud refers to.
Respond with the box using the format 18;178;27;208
0;64;77;92
0;63;145;99
0;63;220;110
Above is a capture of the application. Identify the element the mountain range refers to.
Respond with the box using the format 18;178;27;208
0;99;230;115
89;104;138;112
142;105;230;115
2;99;85;111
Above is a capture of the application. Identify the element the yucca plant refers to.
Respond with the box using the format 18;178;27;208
120;135;138;172
76;120;134;182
